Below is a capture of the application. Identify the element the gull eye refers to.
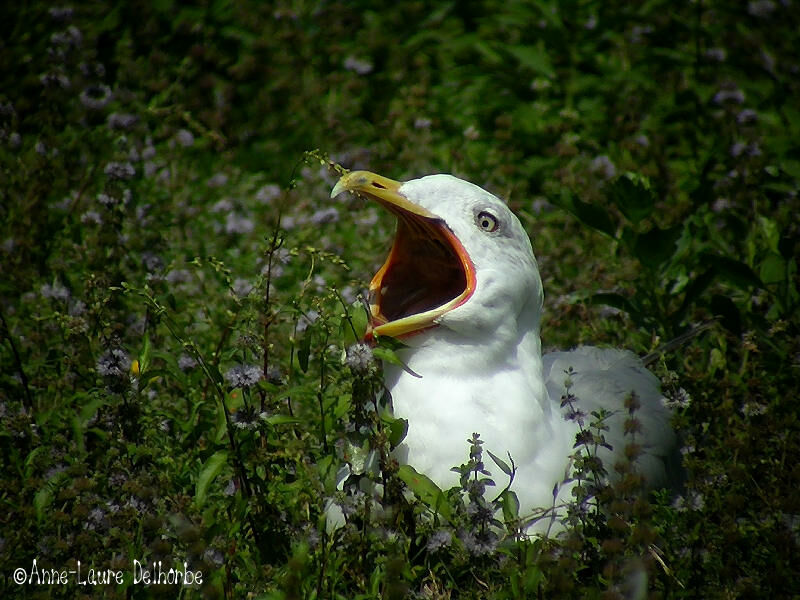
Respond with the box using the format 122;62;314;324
476;211;499;232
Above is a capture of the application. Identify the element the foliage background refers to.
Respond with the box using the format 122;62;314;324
1;1;799;598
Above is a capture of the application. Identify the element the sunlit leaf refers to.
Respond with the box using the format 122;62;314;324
195;450;228;507
397;465;452;523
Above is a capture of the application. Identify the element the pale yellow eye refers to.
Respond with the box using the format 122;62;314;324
476;211;499;232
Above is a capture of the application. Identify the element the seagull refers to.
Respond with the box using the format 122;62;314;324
331;170;678;535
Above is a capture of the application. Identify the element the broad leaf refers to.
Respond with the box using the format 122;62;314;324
699;253;763;290
634;225;682;269
397;465;452;523
606;174;655;224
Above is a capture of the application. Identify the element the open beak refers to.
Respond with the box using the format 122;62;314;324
331;170;476;340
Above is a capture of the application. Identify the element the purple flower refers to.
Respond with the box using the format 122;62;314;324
256;184;281;204
203;548;224;567
41;282;71;301
310;207;339;224
748;0;776;17
107;113;138;130
591;155;617;179
224;364;262;388
207;172;229;187
737;109;758;123
104;161;136;180
97;348;131;378
459;529;499;556
211;199;233;213
730;142;747;157
166;269;192;284
81;211;103;225
225;213;254;235
141;252;164;272
178;354;197;371
80;85;112;109
232;278;253;297
345;343;374;374
343;56;373;75
176;129;194;147
232;408;259;430
40;72;71;89
48;6;74;21
426;529;453;552
713;88;745;105
7;132;21;149
50;26;82;48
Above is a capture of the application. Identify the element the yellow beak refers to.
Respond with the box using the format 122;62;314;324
332;170;476;340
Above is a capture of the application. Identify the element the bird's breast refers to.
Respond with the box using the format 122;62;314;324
384;346;574;507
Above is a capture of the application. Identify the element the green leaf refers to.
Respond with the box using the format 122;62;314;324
606;173;655;224
214;403;228;444
499;489;520;523
139;368;173;388
780;159;800;179
340;307;368;346
673;268;716;323
700;253;763;290
385;417;409;448
195;450;228;507
72;394;108;455
710;294;741;335
487;450;512;477
634;225;682;269
397;465;452;523
205;361;225;387
34;471;68;523
140;334;153;374
556;190;616;238
372;347;402;366
757;216;780;254
759;253;786;285
507;43;555;78
372;346;421;378
265;414;301;425
297;330;311;373
348;441;379;476
24;447;46;479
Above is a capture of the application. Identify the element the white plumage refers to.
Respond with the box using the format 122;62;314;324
332;171;677;535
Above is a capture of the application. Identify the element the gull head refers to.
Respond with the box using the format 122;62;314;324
332;171;543;343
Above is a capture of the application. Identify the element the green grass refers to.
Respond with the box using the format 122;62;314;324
1;1;799;598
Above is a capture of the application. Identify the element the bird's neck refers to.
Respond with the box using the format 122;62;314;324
389;321;548;408
383;318;564;491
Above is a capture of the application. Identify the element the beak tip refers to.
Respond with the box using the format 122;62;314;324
330;180;345;199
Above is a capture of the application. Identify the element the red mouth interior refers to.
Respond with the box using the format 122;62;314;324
373;215;468;324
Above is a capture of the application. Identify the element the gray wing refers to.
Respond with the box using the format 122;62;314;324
542;346;681;489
